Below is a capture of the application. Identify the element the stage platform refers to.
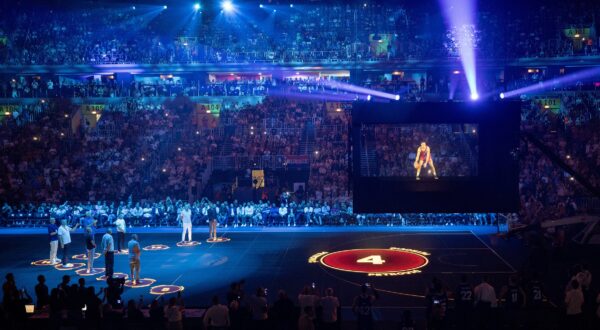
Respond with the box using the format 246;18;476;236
0;226;521;321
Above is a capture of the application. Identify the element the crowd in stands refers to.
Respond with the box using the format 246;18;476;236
0;76;271;99
1;85;599;226
1;1;600;66
2;264;599;329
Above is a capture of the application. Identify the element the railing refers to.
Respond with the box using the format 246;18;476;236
212;155;301;170
574;196;600;213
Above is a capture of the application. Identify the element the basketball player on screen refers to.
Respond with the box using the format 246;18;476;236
414;142;438;180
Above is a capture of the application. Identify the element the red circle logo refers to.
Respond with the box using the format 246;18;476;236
318;248;428;275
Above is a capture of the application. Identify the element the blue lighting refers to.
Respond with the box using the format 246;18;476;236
259;4;264;8
470;93;479;101
367;95;372;101
163;5;168;10
222;1;234;12
194;3;201;11
499;93;505;99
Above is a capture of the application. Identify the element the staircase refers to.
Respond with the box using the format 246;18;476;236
360;141;379;176
299;121;316;155
360;130;378;176
457;131;478;175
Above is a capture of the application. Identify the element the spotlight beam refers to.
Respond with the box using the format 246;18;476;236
503;66;600;98
440;0;478;99
321;80;399;100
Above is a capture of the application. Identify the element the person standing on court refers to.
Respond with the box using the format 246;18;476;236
114;213;126;252
208;203;218;240
81;212;97;235
101;228;115;278
179;204;192;243
128;234;141;285
84;227;96;273
57;219;80;266
47;218;60;264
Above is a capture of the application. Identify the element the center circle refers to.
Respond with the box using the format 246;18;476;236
320;248;428;274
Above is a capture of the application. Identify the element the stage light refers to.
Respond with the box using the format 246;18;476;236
367;95;372;101
441;0;478;103
499;93;505;99
395;95;400;101
132;6;136;10
470;93;479;101
259;4;264;8
321;80;399;101
503;66;600;98
193;3;201;10
163;5;167;10
290;4;294;8
273;9;277;13
222;1;234;12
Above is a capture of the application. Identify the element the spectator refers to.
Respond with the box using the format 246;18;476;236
272;290;295;330
297;306;315;330
474;275;497;329
249;287;269;329
34;275;49;308
319;288;340;330
126;298;144;322
203;295;230;330
352;284;379;330
149;298;166;330
564;280;584;330
165;297;184;330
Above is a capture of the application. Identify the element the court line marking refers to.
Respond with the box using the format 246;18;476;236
319;264;426;299
470;230;516;273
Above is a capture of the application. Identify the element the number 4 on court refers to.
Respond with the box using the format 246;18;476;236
356;255;386;265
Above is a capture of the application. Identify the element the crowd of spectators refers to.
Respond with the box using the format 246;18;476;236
0;76;271;99
1;85;599;226
2;265;599;329
1;2;600;66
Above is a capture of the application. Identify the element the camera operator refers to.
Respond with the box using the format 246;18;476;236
103;277;125;308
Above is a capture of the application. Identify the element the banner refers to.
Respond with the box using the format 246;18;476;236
252;170;265;189
537;98;561;114
196;103;221;114
193;103;221;128
564;27;592;38
369;34;393;57
0;105;18;114
80;104;104;129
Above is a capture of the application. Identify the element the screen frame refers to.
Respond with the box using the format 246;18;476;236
352;101;521;213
